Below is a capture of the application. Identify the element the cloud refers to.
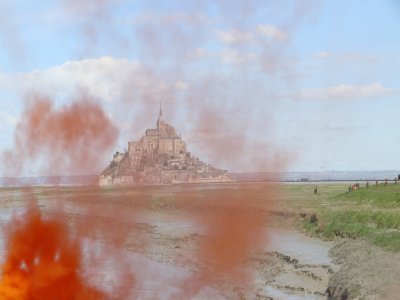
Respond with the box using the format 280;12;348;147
0;111;18;127
0;56;187;102
188;48;207;60
219;49;257;65
217;29;255;44
256;24;288;42
299;82;393;100
215;24;289;68
217;24;287;45
133;11;209;25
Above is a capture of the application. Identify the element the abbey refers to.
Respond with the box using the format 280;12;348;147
128;106;187;166
99;105;233;186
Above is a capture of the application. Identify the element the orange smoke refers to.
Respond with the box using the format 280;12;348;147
200;185;275;276
0;202;106;300
3;96;118;177
172;183;278;298
201;201;264;278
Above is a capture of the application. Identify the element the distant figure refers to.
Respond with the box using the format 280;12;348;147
395;178;398;184
314;186;318;195
385;179;388;186
366;181;369;189
376;180;378;187
348;186;352;192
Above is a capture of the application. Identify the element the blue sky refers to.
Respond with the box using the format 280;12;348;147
0;0;399;174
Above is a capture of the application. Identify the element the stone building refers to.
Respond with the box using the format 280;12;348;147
127;107;186;170
99;105;233;186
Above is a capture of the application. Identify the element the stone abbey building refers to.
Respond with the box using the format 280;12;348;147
99;106;233;186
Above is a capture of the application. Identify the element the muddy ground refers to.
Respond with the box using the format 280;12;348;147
1;184;400;299
327;239;400;299
65;211;335;299
67;210;399;300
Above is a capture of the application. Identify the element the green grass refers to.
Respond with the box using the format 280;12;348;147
282;183;400;251
371;232;400;251
334;183;400;207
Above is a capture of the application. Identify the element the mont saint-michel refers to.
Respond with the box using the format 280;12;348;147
99;107;233;186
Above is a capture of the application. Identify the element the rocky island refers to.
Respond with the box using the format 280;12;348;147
99;106;233;186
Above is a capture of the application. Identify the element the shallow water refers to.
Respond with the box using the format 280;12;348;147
265;286;319;300
266;228;332;265
80;238;225;299
0;209;224;299
0;186;333;299
137;213;332;265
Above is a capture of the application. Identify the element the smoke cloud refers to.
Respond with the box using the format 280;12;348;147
2;95;118;177
0;1;321;298
0;195;137;299
0;199;107;299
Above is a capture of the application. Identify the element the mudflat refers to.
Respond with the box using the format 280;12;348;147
1;183;399;299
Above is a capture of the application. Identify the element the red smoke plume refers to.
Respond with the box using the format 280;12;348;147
0;1;312;297
3;96;118;177
174;183;278;297
0;201;107;300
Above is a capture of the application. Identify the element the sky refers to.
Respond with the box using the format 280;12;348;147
0;0;399;175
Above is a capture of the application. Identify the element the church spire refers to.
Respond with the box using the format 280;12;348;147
159;100;163;120
157;100;163;129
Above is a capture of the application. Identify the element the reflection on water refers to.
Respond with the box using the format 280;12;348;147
265;286;322;300
266;228;332;265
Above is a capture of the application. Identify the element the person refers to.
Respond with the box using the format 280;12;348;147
366;181;369;189
376;180;378;187
314;186;318;194
385;179;388;186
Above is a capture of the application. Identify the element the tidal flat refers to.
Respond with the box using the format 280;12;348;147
0;182;398;299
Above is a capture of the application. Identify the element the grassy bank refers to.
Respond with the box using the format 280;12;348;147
281;183;400;251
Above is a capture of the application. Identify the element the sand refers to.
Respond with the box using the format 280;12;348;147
1;184;399;299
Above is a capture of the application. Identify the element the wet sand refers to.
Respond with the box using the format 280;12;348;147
0;184;335;299
4;183;399;299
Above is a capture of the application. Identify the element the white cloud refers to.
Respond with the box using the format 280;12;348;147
133;11;209;25
0;111;18;127
0;56;186;102
217;29;255;44
256;24;288;42
217;24;287;45
220;49;257;65
299;82;393;100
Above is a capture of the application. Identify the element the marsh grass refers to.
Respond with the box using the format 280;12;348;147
283;183;400;251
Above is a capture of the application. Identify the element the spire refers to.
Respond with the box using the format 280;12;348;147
159;100;163;120
157;100;163;129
